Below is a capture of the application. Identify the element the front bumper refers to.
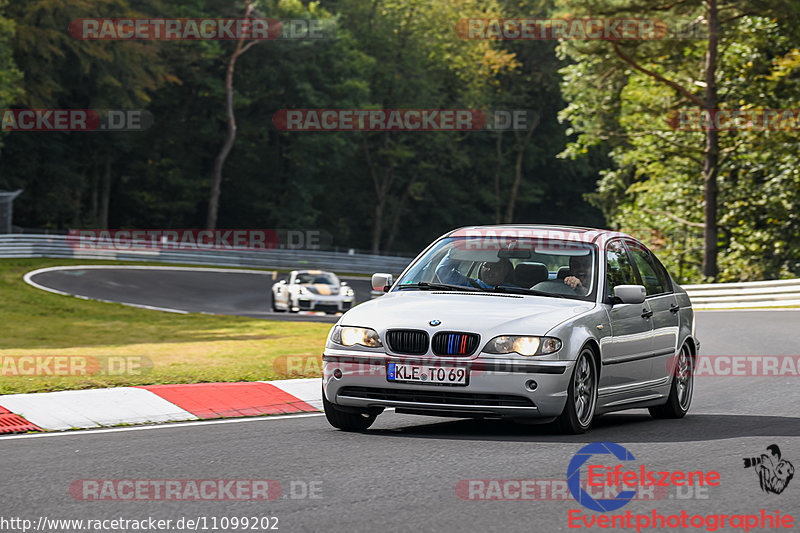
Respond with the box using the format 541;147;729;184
322;352;574;418
295;294;354;312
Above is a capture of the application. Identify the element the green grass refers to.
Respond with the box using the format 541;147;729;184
0;258;331;394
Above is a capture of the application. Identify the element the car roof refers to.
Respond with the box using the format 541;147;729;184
445;224;637;245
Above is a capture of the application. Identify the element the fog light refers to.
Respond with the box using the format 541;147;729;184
333;368;343;379
525;379;538;391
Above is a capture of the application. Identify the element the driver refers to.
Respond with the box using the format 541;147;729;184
477;259;513;287
436;250;513;289
564;254;592;295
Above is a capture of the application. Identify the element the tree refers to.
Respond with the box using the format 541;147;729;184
557;0;800;281
206;0;257;230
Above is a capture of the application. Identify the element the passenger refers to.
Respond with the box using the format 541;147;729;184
564;254;592;295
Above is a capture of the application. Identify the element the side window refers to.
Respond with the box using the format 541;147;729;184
626;241;667;296
605;240;636;297
651;255;673;293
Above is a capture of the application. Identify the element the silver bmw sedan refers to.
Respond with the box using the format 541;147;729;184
322;225;697;434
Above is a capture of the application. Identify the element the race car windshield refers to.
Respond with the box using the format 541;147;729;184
395;237;597;301
296;272;339;285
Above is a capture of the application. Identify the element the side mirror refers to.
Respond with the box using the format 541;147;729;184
340;281;348;287
613;285;646;305
372;273;393;292
278;280;286;285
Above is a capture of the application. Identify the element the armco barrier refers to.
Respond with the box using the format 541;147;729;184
684;279;800;309
2;234;797;308
0;234;413;275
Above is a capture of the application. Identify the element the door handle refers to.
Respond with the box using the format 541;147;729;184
669;303;680;314
641;308;654;319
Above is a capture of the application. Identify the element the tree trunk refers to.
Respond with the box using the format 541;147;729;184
99;154;111;228
702;0;720;280
503;119;537;224
206;0;255;230
494;131;503;224
363;138;396;254
384;172;419;252
371;200;384;254
90;158;99;224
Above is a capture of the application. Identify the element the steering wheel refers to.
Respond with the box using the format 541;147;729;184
532;279;583;296
466;277;483;289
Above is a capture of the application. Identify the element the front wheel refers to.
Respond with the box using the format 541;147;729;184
556;348;598;434
649;343;693;419
323;388;377;431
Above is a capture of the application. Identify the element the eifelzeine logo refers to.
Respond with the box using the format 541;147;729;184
568;442;721;513
744;445;794;495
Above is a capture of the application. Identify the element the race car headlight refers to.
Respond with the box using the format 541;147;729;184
483;336;561;356
331;326;383;348
344;287;355;297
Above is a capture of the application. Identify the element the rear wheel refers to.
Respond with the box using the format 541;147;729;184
556;348;598;434
323;388;377;431
649;343;693;419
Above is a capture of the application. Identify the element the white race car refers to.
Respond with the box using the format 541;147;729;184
271;270;355;314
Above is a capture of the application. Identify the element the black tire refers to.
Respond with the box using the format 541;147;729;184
650;343;693;419
323;388;377;431
270;293;284;312
556;347;598;434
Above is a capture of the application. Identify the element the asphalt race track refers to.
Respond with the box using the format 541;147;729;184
27;266;375;323
3;310;799;532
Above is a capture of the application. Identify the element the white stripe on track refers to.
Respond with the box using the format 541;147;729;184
0;412;327;440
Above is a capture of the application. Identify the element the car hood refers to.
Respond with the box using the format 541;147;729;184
301;283;339;295
341;291;596;336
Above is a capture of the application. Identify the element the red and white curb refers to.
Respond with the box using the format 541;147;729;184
0;378;322;433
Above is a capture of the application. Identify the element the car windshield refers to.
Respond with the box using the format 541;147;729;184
395;237;597;301
295;272;339;285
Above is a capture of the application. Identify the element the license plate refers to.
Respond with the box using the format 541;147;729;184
387;362;468;386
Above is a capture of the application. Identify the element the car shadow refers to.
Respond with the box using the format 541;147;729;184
368;412;800;443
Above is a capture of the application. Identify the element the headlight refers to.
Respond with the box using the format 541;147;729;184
331;326;383;348
344;287;355;297
483;336;561;356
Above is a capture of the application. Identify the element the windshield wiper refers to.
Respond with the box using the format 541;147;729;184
397;282;481;292
488;285;568;298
